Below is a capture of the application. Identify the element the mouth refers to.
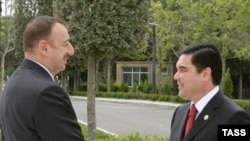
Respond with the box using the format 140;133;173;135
177;83;183;90
64;57;69;64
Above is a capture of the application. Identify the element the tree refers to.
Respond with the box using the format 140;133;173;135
223;68;233;98
151;0;250;96
68;0;150;140
0;0;14;99
13;0;36;62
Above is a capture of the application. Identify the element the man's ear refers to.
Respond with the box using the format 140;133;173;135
202;67;212;81
38;40;49;56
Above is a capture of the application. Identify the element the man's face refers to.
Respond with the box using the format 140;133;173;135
46;23;74;76
174;54;203;100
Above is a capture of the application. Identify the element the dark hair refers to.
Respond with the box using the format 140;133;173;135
181;43;222;85
23;15;67;52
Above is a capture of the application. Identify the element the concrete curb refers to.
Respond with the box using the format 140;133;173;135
70;96;182;109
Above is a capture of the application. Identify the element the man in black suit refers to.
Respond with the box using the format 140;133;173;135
170;43;250;141
0;16;85;141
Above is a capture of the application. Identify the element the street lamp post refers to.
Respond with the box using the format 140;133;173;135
149;23;157;94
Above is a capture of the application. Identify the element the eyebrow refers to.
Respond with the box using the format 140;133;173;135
63;39;71;44
177;65;188;70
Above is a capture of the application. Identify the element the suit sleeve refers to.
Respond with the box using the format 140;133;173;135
35;85;85;141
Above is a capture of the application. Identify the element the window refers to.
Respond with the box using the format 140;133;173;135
122;67;148;86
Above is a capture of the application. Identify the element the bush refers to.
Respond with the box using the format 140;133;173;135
132;83;139;93
139;80;152;94
99;132;169;141
111;82;120;92
163;75;173;95
79;83;87;91
234;99;250;114
98;82;107;92
223;68;233;98
119;82;129;92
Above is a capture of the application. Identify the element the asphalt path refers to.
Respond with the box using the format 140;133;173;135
70;96;181;138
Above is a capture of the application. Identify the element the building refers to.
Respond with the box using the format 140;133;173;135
115;61;175;91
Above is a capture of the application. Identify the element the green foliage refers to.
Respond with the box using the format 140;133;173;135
70;91;188;104
163;75;173;95
119;81;129;92
111;82;120;92
98;82;108;92
79;82;129;93
80;83;87;91
151;0;250;60
223;68;233;98
13;0;30;59
132;82;139;93
80;123;110;140
234;100;250;114
37;0;53;16
68;0;150;57
80;123;170;141
100;132;169;141
139;80;152;94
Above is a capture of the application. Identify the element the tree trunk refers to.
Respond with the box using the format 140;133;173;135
87;52;96;141
74;69;80;91
95;61;99;92
0;1;14;99
239;72;243;99
158;62;163;95
60;71;68;93
0;47;14;100
0;57;5;99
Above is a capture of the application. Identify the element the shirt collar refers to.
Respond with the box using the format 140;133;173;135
192;86;219;115
26;58;55;81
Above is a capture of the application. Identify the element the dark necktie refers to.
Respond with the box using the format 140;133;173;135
184;104;197;136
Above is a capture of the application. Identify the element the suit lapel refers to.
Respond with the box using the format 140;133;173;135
173;103;190;141
183;91;222;141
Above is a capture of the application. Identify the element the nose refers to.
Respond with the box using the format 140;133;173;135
67;43;75;56
173;71;179;80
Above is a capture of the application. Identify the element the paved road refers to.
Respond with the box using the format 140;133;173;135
71;96;181;138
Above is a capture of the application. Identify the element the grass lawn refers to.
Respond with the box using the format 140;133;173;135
80;123;169;141
0;124;169;141
80;123;113;140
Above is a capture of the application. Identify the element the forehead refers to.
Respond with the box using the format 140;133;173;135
176;54;194;69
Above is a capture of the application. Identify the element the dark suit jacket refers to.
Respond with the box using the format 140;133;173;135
0;59;85;141
170;90;250;141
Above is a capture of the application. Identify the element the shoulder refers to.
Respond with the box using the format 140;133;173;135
220;94;245;112
174;102;190;116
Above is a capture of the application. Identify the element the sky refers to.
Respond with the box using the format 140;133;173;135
1;0;12;16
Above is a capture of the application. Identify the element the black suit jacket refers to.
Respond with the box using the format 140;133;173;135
0;59;85;141
170;90;250;141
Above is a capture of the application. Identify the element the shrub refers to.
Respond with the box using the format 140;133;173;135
223;68;233;98
79;83;87;91
132;83;139;93
119;81;129;92
100;132;169;141
234;99;250;114
139;80;152;94
163;75;173;95
111;82;120;92
98;82;107;92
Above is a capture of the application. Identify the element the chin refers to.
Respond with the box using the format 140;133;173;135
61;65;66;70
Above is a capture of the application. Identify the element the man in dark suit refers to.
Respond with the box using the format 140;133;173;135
0;16;85;141
170;43;250;141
